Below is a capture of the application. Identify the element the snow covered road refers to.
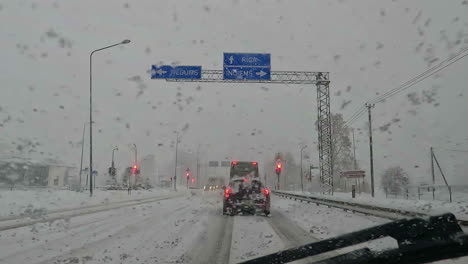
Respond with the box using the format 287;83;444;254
0;191;316;264
1;191;466;263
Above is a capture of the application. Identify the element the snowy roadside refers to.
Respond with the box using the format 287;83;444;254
0;188;178;218
286;190;468;221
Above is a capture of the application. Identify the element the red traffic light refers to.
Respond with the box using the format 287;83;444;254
232;161;237;165
132;164;138;174
186;172;190;178
275;162;282;174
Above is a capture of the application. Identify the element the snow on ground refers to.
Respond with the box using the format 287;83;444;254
1;189;466;263
0;192;208;264
272;195;468;264
0;187;172;218
230;216;284;263
272;196;395;251
287;190;468;221
0;190;291;264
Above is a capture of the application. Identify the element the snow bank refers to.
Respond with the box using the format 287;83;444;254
0;188;173;218
287;191;468;221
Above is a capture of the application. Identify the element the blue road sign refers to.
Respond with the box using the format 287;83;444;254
223;66;271;80
151;65;202;79
223;53;270;67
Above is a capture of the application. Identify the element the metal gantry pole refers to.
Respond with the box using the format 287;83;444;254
366;103;375;197
164;70;332;193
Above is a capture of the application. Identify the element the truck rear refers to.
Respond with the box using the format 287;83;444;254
223;161;270;215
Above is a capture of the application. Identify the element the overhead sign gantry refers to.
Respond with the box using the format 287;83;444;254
150;53;333;194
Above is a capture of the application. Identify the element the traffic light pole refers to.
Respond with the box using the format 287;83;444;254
276;172;280;190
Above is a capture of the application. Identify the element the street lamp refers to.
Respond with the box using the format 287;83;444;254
89;39;130;197
111;146;118;168
300;145;307;193
132;143;138;164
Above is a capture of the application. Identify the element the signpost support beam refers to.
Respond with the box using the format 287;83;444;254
157;67;332;194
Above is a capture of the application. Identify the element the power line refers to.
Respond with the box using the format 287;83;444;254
343;46;468;126
433;147;468;153
369;46;468;104
344;105;366;124
345;107;367;126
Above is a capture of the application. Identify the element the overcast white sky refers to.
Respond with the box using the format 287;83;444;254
0;0;467;186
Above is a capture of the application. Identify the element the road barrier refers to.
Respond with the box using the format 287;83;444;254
273;190;468;227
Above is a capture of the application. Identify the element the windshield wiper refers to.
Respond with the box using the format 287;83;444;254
240;213;468;264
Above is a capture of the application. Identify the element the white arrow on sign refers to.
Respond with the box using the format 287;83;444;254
256;70;267;77
155;69;167;75
229;56;234;64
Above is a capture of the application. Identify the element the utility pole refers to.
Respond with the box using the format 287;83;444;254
300;145;307;193
430;146;435;200
79;122;88;188
352;128;357;170
174;133;179;191
366;103;375;197
197;144;200;188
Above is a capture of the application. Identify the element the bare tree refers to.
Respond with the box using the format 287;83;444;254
381;166;409;194
316;113;355;186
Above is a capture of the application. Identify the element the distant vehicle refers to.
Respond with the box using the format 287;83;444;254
203;184;224;191
223;176;270;216
229;161;259;179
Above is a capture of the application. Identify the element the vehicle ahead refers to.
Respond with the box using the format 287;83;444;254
203;184;224;191
230;161;259;178
223;177;270;216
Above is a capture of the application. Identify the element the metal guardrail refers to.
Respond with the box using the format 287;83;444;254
273;191;468;227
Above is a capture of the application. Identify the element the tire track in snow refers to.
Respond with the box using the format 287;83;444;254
181;193;234;264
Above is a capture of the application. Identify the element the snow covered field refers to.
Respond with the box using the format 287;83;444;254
0;188;172;219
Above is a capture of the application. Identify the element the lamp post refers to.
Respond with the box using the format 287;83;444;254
111;146;119;168
89;39;130;197
300;145;307;192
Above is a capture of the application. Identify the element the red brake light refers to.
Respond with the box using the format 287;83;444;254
232;161;237;165
262;188;269;196
252;162;257;166
225;188;231;198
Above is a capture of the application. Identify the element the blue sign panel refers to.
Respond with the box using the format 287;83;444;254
223;66;271;80
223;53;270;67
151;65;202;79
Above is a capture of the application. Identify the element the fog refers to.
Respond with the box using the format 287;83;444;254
0;0;467;188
